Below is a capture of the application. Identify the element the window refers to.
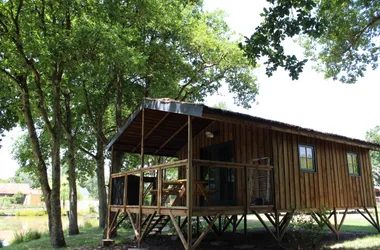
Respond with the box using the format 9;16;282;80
298;144;316;172
347;152;360;176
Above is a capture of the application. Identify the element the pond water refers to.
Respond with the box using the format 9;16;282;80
0;216;98;246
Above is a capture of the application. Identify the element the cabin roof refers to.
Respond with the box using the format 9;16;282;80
0;183;35;195
107;98;380;155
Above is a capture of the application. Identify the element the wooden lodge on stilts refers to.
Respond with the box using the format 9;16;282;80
104;98;380;249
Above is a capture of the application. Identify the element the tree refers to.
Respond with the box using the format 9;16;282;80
242;0;380;83
366;126;380;186
0;0;90;246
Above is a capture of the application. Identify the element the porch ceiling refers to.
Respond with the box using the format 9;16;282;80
110;108;213;157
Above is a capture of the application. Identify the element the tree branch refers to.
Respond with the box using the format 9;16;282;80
79;146;96;159
0;68;19;83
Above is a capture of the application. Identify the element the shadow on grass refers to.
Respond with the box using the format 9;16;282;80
323;233;380;250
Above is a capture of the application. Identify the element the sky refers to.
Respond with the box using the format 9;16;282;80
1;0;380;179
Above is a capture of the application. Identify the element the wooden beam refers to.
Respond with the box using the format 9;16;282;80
221;215;234;234
153;119;189;155
111;159;188;177
169;211;188;250
110;213;128;233
275;210;280;242
317;212;338;236
338;208;348;231
138;108;145;248
126;209;139;239
132;113;171;153
123;174;128;209
192;213;221;250
278;210;295;241
264;213;276;228
108;210;120;238
187;115;193;250
158;167;162;212
376;206;379;228
203;216;220;235
254;210;277;241
141;212;157;242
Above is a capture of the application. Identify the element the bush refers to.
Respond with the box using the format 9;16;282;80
12;192;25;204
0;239;3;248
11;230;41;245
0;196;12;205
15;209;47;216
82;221;94;229
286;211;326;250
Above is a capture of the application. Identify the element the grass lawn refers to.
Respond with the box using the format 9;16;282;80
3;213;380;249
3;227;133;250
327;234;380;249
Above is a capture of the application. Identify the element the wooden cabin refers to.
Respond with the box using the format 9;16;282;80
105;98;380;249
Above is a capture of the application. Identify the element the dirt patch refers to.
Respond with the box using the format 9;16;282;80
71;230;374;250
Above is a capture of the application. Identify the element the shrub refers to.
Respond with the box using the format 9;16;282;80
24;230;41;242
0;196;12;205
286;211;326;250
12;192;25;204
11;230;41;245
0;239;3;248
82;221;94;229
15;209;47;216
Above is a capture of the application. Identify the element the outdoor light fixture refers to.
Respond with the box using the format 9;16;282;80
205;131;214;138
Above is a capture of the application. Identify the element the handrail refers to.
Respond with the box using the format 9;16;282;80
110;158;274;209
110;159;188;178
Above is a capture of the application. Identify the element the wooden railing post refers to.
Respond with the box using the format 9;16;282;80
123;174;128;209
187;115;193;249
138;108;145;247
158;167;162;212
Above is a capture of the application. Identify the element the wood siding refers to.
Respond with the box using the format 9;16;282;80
178;120;376;210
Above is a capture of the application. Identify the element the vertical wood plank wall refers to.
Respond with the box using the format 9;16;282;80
178;120;375;210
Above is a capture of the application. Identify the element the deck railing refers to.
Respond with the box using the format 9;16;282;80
110;159;274;212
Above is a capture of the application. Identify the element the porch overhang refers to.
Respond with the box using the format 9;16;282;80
106;98;213;156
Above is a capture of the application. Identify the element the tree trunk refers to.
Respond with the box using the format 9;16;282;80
96;137;107;229
49;79;66;247
108;150;125;237
64;93;80;235
19;77;66;247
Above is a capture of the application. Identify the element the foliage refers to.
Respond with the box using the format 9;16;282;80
1;0;259;240
243;0;380;83
12;192;24;204
366;126;380;186
3;227;111;250
286;211;325;250
0;239;2;248
0;196;12;205
11;230;42;245
0;193;24;205
15;209;47;216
